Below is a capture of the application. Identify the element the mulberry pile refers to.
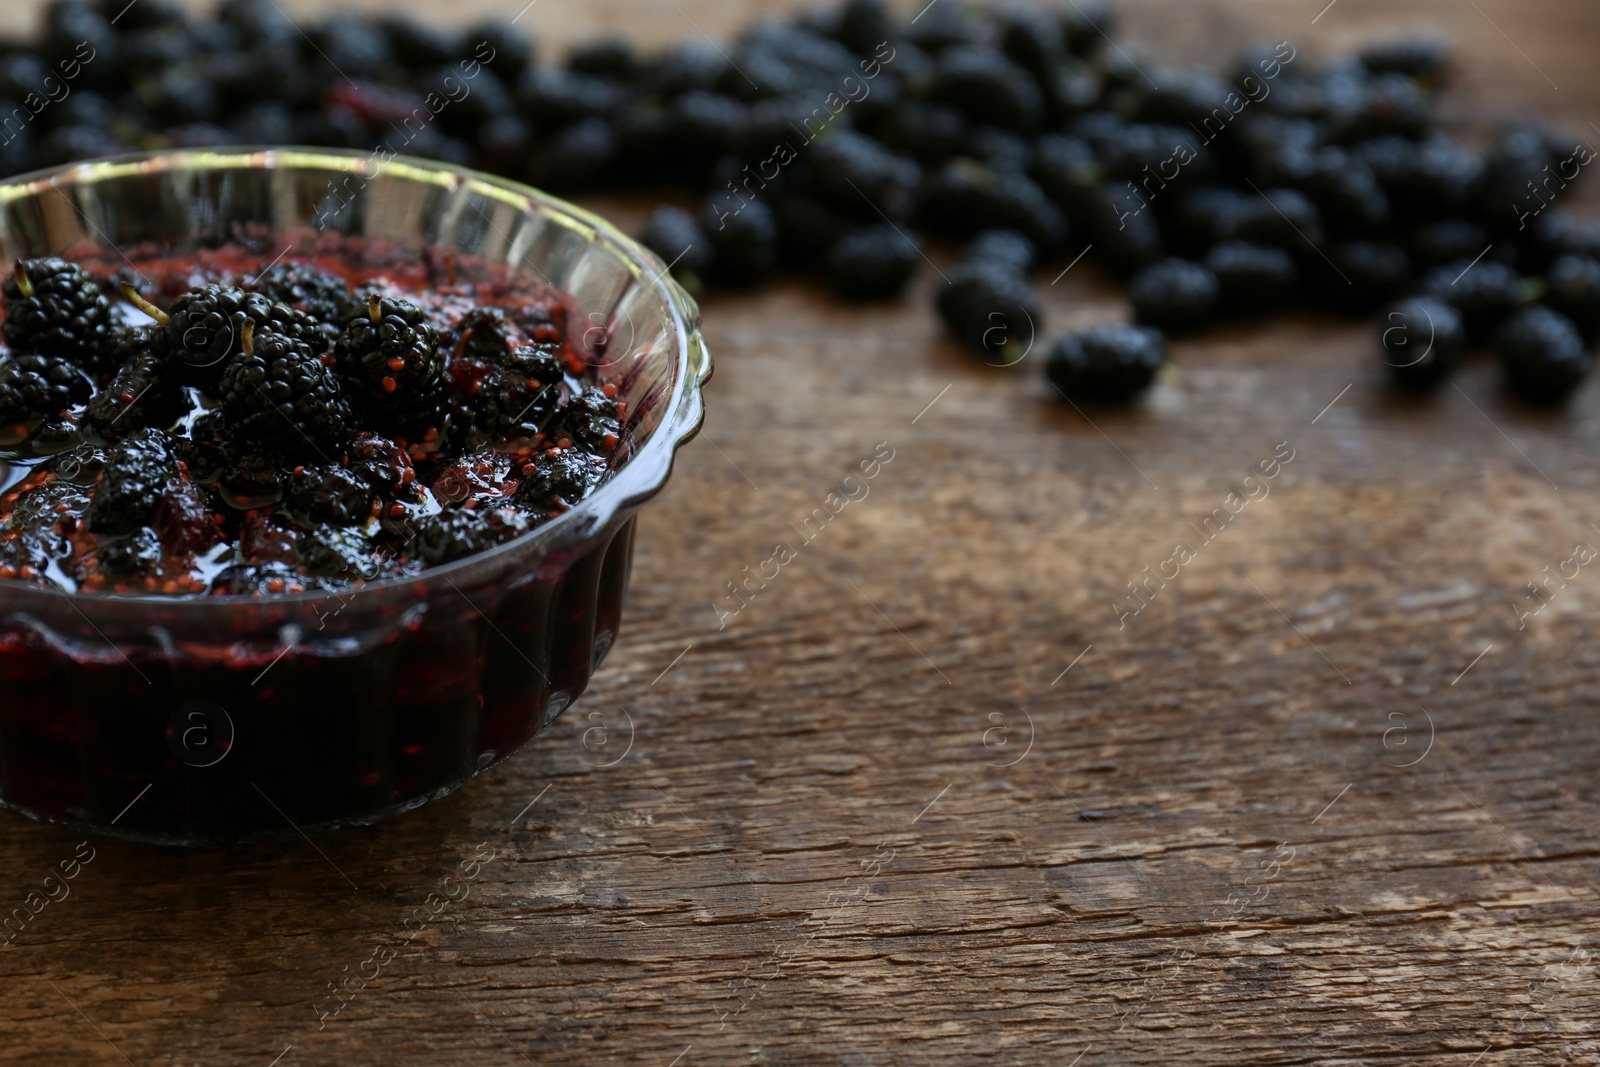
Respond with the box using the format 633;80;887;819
0;251;619;596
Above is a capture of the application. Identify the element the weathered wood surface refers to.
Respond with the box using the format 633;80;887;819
4;0;1600;1064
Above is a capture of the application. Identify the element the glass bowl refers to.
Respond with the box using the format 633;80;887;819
0;148;710;845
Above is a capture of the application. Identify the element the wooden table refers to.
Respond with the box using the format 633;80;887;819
5;1;1600;1064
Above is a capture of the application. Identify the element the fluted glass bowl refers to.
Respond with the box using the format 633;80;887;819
0;148;710;845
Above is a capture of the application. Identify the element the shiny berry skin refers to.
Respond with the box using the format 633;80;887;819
1543;254;1600;344
221;326;355;452
333;294;444;419
1496;305;1593;405
0;351;93;429
1421;259;1527;341
825;226;922;300
1045;324;1166;404
1205;242;1298;313
512;448;608;518
936;260;1042;363
84;429;180;537
281;467;377;528
1378;295;1465;392
1;257;112;366
83;326;183;438
1129;258;1219;334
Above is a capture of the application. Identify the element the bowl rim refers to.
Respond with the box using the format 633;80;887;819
0;146;711;609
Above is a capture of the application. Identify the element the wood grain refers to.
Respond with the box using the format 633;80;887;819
3;1;1600;1064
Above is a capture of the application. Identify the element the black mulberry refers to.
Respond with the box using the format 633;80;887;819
1379;295;1465;392
1205;242;1298;313
1045;325;1166;404
1544;254;1600;343
85;428;180;536
82;326;185;438
333;294;445;421
297;524;382;581
512;448;608;517
641;206;715;281
411;506;534;567
221;320;354;452
2;257;112;366
1496;305;1592;404
144;283;327;379
246;261;351;342
935;260;1042;363
1129;259;1220;334
553;386;621;453
824;226;922;300
1421;259;1528;340
0;351;93;429
281;466;376;527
